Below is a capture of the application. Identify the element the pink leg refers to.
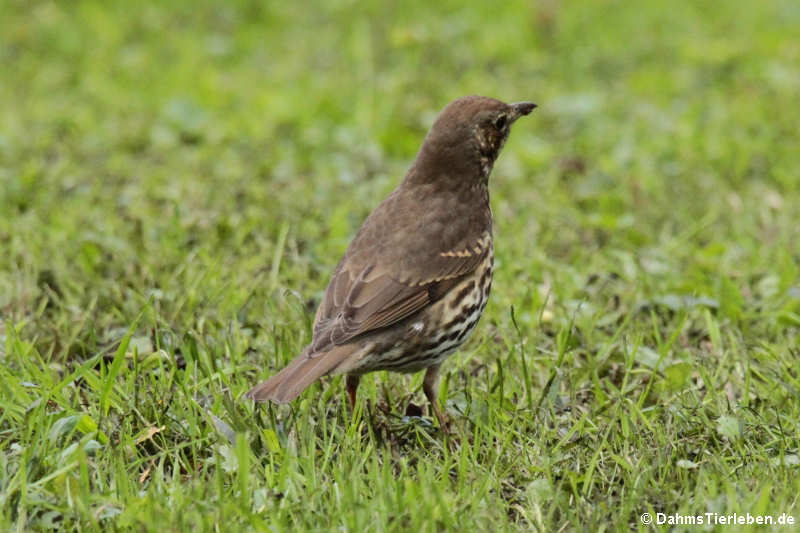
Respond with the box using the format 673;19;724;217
423;365;450;431
346;374;361;412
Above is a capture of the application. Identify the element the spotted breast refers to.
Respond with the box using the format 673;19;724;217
354;241;494;374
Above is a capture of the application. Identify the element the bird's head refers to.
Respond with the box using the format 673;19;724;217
413;95;536;183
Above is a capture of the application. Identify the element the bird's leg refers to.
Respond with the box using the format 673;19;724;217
345;374;361;412
423;364;450;432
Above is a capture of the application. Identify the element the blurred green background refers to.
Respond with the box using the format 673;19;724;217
1;0;799;531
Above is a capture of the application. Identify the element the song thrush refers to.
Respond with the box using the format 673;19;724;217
246;95;536;428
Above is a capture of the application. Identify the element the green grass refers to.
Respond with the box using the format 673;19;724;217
2;0;799;531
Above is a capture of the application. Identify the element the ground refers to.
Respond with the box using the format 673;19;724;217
1;0;799;531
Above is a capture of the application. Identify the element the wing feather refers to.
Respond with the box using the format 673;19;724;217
310;239;489;353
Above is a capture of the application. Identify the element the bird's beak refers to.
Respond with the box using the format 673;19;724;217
510;101;537;119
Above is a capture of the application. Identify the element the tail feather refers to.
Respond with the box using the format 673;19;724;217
244;345;354;404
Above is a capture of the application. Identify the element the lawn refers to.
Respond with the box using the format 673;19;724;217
1;0;799;531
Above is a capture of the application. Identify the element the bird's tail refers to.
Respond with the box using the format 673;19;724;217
244;345;354;404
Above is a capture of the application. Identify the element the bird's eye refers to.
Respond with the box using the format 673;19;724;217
494;115;507;129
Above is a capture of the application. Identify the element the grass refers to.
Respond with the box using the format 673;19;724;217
1;0;799;531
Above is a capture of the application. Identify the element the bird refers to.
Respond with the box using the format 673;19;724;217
245;95;536;429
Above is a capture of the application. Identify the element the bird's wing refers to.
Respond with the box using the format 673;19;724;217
309;234;490;353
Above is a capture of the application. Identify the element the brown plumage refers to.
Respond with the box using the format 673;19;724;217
245;95;536;428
